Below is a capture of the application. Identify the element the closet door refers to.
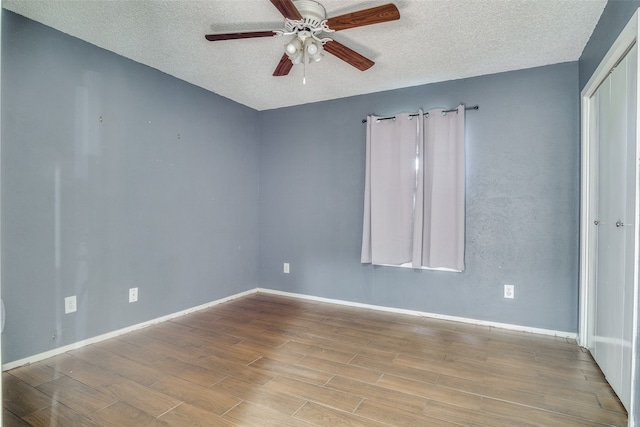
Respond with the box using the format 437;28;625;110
592;43;637;411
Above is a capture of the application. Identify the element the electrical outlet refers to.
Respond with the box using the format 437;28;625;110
504;284;515;299
283;263;290;274
129;287;138;303
64;295;77;314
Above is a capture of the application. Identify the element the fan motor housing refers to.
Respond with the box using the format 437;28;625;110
293;0;327;22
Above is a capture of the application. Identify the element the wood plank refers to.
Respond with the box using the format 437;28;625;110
326;375;428;413
279;340;355;363
89;402;171;427
98;354;168;387
94;339;164;365
376;373;482;410
436;374;548;408
95;377;181;417
544;395;629;426
35;376;117;415
355;399;461;427
266;375;363;413
22;402;101;427
124;333;213;365
3;407;33;426
67;344;118;365
231;339;305;365
153;356;227;387
197;354;275;385
215;376;305;415
296;355;382;384
149;375;240;415
294;401;387;427
158;402;241;427
249;357;333;385
3;373;53;417
43;355;118;388
423;400;539;427
350;355;440;384
6;362;63;387
223;401;316;427
394;353;486;381
481;397;619;427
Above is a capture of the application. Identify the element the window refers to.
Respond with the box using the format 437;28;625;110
361;106;466;272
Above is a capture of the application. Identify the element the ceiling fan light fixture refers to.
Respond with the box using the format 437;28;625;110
304;38;323;62
306;41;319;55
285;38;302;55
290;53;303;65
205;0;401;79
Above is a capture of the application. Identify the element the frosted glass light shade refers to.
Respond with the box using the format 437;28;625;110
286;38;302;55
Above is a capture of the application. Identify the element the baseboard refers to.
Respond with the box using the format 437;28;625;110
2;288;258;371
257;288;578;339
4;286;577;371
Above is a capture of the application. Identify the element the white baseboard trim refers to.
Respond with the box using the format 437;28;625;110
257;288;578;339
2;288;258;371
4;286;577;371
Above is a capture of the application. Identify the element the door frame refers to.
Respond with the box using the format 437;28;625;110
579;8;639;423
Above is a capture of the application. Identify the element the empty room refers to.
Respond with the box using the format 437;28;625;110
2;0;640;426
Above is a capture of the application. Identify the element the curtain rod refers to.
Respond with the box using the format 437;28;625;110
361;105;479;123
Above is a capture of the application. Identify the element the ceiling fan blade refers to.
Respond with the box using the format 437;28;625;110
324;40;374;71
205;31;276;41
326;4;400;31
273;53;294;76
269;0;303;20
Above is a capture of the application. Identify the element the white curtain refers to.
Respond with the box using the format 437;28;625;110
361;105;465;271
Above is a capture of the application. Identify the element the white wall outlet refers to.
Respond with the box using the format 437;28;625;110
283;263;290;274
504;284;515;299
64;295;77;314
129;287;139;303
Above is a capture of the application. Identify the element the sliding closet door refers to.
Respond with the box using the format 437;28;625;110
592;43;637;411
620;43;637;412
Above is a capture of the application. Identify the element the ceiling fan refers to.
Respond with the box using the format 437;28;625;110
205;0;400;82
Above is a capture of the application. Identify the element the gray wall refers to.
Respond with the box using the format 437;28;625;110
1;11;260;364
578;0;640;422
259;62;580;333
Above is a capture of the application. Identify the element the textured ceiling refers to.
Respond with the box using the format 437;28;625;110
3;0;606;111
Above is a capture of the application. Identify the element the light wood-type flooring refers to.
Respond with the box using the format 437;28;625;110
3;292;628;426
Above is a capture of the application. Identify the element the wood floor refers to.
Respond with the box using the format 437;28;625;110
3;292;628;426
